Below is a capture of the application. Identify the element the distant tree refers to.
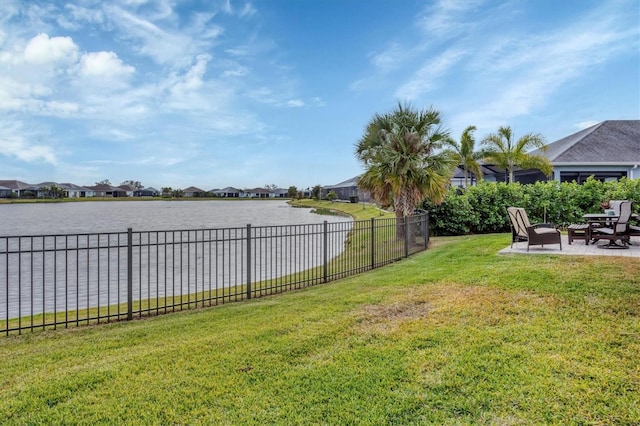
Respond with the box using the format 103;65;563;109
121;180;143;189
327;190;337;202
161;187;172;197
445;125;484;187
96;179;111;185
50;184;65;199
296;191;303;200
481;126;552;184
172;189;184;198
287;186;298;198
265;184;278;191
312;185;322;200
39;185;50;199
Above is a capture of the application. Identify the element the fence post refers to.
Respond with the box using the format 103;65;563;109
423;213;429;249
246;224;252;300
323;221;328;283
404;216;409;258
127;228;133;320
370;217;375;269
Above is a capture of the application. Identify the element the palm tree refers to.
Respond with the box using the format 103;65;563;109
445;125;483;187
481;126;553;184
355;103;456;237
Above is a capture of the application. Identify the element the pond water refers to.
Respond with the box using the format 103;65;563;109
0;200;351;236
0;200;354;320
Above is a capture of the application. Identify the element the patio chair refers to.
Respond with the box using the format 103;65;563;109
507;207;562;251
627;216;640;242
609;200;628;215
591;201;633;248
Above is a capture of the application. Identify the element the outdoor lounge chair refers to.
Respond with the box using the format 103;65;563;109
507;207;562;251
591;201;633;249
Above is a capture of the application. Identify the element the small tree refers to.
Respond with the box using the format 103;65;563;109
287;186;298;198
312;185;322;200
50;184;65;199
39;185;50;199
121;180;143;189
95;179;111;185
356;102;456;239
481;126;553;184
327;190;337;202
445;125;484;187
161;187;173;198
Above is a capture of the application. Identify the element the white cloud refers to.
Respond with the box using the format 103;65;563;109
0;121;58;164
239;3;257;18
23;33;78;65
417;0;486;38
222;65;250;77
58;4;105;30
104;4;196;66
166;54;211;108
79;51;135;79
286;99;304;108
395;48;465;99
43;101;79;116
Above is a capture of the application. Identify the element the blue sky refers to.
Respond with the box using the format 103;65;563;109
1;0;638;190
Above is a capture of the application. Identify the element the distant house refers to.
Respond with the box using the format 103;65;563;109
450;163;502;188
485;120;640;184
134;187;159;197
271;188;289;198
321;176;371;202
0;180;31;198
27;182;93;198
0;185;12;198
183;186;206;197
245;188;271;198
117;184;136;197
59;183;93;198
212;187;243;198
87;184;127;197
0;180;93;198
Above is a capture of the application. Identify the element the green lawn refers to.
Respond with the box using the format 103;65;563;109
0;232;638;424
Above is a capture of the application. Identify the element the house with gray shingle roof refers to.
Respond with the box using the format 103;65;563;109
87;184;127;197
533;120;640;183
0;185;12;198
245;188;272;198
59;183;93;198
321;176;371;202
0;180;31;197
486;120;640;184
212;187;243;197
134;187;159;197
182;186;206;197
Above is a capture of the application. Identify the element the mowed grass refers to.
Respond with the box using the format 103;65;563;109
0;234;639;425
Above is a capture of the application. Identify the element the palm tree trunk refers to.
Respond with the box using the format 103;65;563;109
395;210;405;240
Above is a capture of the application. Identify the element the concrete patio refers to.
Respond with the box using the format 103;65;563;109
499;235;640;257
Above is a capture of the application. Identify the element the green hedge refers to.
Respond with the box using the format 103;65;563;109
422;177;640;236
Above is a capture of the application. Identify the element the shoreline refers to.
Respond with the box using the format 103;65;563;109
0;197;291;204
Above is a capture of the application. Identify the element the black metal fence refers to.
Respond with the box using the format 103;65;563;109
1;213;428;335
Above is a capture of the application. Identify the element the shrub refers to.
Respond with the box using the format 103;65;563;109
422;178;639;236
422;189;473;236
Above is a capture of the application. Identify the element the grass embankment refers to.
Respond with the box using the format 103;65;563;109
291;198;395;220
1;223;638;424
